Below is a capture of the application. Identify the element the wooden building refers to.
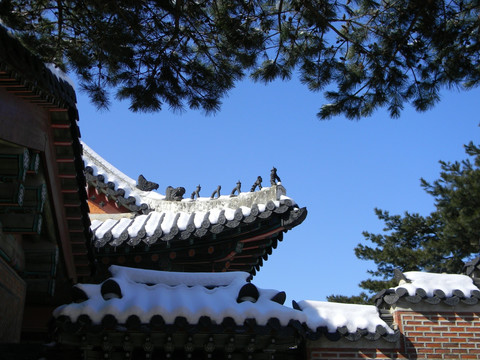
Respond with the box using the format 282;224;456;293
0;25;91;350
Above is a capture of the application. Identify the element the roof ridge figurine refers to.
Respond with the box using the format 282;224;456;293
190;185;201;200
230;181;241;197
210;185;221;199
165;186;185;201
250;176;262;192
270;167;281;185
136;174;159;192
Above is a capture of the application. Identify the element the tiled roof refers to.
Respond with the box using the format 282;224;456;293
54;266;397;343
82;142;307;274
83;143;155;213
375;271;480;307
0;25;76;108
294;300;398;342
54;265;305;338
91;190;305;248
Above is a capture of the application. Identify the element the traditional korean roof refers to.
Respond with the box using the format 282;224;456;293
375;271;480;307
90;188;303;247
83;143;307;275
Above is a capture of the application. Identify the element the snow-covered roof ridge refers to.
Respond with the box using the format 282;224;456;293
82;141;296;215
296;300;397;342
82;142;163;213
53;265;305;328
375;271;480;308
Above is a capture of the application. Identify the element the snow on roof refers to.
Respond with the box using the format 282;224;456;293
91;194;302;248
82;142;165;207
54;266;395;339
297;300;393;334
395;271;479;298
46;63;76;90
54;265;306;327
82;141;296;215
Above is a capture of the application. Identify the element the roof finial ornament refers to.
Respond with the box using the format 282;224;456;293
270;167;281;186
190;184;201;200
165;186;185;201
136;174;159;192
230;181;241;197
210;185;221;199
250;176;262;192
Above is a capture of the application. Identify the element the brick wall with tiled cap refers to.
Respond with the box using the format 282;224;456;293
305;270;480;359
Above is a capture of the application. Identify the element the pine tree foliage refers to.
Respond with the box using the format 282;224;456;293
329;142;480;304
1;0;479;118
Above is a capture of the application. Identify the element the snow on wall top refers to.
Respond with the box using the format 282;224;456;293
297;300;393;334
395;271;479;298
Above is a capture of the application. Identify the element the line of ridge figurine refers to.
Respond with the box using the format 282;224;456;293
135;167;282;201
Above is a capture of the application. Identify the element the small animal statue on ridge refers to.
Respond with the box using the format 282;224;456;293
165;186;185;201
136;174;159;191
270;167;281;185
230;181;241;197
191;184;201;200
250;176;262;192
210;185;221;199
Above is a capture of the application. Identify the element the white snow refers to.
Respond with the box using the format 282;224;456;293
110;218;132;238
54;265;308;326
46;63;76;89
128;215;149;237
194;212;207;228
83;143;301;245
224;208;236;221
209;208;222;224
395;271;479;297
240;206;251;216
95;219;118;239
90;220;103;231
297;300;393;334
177;212;191;231
161;212;176;234
145;212;162;236
82;142;164;207
53;266;397;335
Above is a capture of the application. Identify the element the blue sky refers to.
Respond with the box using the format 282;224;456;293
77;75;479;303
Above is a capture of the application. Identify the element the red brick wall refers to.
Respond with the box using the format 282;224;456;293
395;310;480;359
306;308;480;360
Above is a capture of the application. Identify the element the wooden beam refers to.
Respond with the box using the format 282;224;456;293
42;110;77;282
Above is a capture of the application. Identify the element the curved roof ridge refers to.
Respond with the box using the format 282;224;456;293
82;141;297;215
